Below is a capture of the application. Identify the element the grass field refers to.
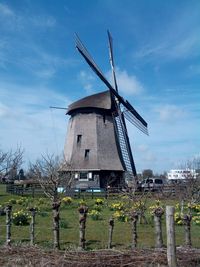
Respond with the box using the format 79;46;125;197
0;184;199;250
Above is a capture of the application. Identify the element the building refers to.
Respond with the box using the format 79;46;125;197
167;169;197;181
63;90;125;189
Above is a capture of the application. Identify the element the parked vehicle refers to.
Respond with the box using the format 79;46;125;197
140;178;164;192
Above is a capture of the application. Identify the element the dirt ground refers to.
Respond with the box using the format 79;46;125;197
0;246;200;267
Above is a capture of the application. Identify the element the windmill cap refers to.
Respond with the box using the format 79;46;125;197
67;90;113;115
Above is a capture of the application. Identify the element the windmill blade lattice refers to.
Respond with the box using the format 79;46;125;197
123;109;148;135
113;115;137;177
75;34;148;135
75;32;149;182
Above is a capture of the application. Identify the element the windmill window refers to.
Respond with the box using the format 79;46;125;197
77;135;82;144
88;172;93;180
79;172;88;180
74;173;79;179
103;115;106;123
85;149;90;158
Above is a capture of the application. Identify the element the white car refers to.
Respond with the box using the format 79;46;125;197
140;178;164;192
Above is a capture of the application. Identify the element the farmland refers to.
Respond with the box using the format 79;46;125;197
0;184;199;250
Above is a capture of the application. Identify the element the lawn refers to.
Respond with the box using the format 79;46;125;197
0;184;199;250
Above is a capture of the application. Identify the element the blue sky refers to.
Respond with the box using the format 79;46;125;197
0;0;199;174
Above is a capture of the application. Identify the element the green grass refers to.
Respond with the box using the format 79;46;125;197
0;184;199;250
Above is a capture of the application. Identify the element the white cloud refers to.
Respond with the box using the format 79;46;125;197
137;144;149;153
135;45;164;59
189;64;200;76
116;68;143;95
107;68;143;95
154;104;186;122
30;15;56;28
134;5;200;62
78;67;144;96
0;40;74;79
0;102;9;118
0;3;14;16
0;81;70;107
0;82;71;163
167;33;200;59
78;70;96;94
136;144;156;163
34;68;56;79
135;32;200;61
0;3;56;33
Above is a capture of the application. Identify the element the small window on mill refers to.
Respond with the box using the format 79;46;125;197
85;149;90;159
77;135;82;144
103;114;106;123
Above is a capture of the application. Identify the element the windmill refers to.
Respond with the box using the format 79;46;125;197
63;31;148;190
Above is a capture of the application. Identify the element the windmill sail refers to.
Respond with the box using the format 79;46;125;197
114;115;137;176
107;30;137;178
75;34;148;135
75;32;148;183
107;30;118;92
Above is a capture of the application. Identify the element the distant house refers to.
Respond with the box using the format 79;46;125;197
167;169;197;181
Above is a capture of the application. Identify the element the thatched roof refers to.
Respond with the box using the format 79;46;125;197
67;90;113;115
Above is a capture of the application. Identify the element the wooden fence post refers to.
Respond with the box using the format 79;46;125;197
5;205;12;246
108;217;114;249
154;207;164;248
29;208;36;246
166;206;177;267
78;205;88;250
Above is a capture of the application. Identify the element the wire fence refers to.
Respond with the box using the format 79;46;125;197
0;211;199;250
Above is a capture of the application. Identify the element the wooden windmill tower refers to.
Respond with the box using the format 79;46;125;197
64;31;148;190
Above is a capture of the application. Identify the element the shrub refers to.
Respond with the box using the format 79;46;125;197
16;197;28;206
133;201;146;210
16;198;24;205
37;198;46;205
174;212;184;225
188;203;200;213
88;210;101;220
192;214;200;226
93;204;102;212
8;199;17;205
95;198;104;205
12;210;31;226
113;210;128;222
149;200;164;216
110;202;124;211
79;199;87;206
62;196;73;205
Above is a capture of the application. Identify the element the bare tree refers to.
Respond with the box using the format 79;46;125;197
0;147;24;182
142;169;153;179
174;157;200;248
0;150;8;177
31;154;73;249
176;157;200;204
